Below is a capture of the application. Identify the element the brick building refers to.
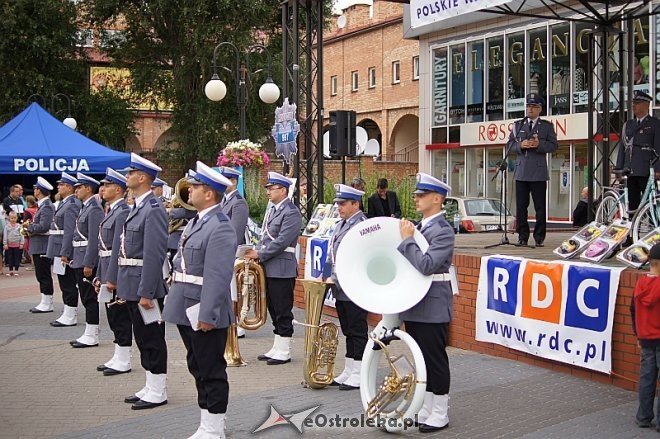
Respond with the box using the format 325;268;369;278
324;1;420;162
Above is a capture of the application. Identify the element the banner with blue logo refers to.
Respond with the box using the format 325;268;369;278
476;255;624;374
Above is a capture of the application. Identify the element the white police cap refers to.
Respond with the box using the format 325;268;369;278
333;183;364;203
100;167;127;189
151;178;166;188
56;172;78;186
414;173;451;196
35;176;54;192
122;152;162;177
219;166;242;180
190;161;232;194
74;172;101;188
264;171;293;188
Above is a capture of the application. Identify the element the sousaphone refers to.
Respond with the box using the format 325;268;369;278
335;217;432;432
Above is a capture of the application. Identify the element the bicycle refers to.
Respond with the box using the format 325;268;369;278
594;147;660;242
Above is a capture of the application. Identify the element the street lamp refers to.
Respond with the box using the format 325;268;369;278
205;42;280;140
27;93;77;130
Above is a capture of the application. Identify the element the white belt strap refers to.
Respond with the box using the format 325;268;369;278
99;250;113;258
173;271;204;286
431;273;451;282
284;246;295;253
118;257;143;267
72;241;88;248
49;230;64;236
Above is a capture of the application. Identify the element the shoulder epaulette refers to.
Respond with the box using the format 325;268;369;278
120;203;130;210
217;212;229;222
149;199;159;208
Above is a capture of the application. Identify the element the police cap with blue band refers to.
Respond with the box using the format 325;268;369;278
121;152;162;178
100;168;127;189
189;161;232;194
333;183;364;203
413;173;451;196
34;176;54;192
74;172;101;189
264;171;293;188
56;172;78;186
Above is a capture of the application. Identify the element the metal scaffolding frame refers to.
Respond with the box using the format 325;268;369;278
281;0;325;220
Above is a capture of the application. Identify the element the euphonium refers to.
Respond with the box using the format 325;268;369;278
235;259;268;330
224;301;247;367
168;178;196;234
298;279;338;389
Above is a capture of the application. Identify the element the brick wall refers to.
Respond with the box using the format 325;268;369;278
293;237;645;392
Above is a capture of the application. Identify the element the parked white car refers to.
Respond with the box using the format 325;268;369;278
443;197;515;233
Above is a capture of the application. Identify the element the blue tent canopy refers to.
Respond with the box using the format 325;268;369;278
0;103;130;174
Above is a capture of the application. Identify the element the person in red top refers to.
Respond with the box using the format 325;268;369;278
630;242;660;430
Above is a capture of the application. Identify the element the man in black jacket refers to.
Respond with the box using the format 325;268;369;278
367;178;401;218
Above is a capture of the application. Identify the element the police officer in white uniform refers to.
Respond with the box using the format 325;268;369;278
398;173;455;433
117;153;169;410
47;172;82;327
28;177;56;313
96;168;133;375
325;184;368;390
245;172;302;365
70;173;104;348
163;162;237;439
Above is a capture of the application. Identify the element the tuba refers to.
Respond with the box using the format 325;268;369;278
168;178;196;234
296;279;338;389
234;259;268;330
224;301;248;367
335;217;432;432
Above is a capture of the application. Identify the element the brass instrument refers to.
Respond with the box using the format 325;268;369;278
298;279;338;389
168;178;196;234
19;220;32;237
235;259;268;330
224;302;247;367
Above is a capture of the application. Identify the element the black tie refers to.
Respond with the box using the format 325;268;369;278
529;120;533;132
416;222;423;230
192;215;199;227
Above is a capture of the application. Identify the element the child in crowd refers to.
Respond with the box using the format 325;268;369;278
3;211;24;276
630;243;660;431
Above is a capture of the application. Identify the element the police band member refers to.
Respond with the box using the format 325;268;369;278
167;174;196;267
28;177;56;313
96;168;133;375
615;90;660;214
218;167;249;339
245;172;302;365
325;184;368;390
68;173;104;348
507;93;558;247
47;172;82;327
163;162;238;438
398;173;454;433
151;178;167;202
117;153;169;410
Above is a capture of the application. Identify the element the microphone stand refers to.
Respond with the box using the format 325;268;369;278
485;118;527;249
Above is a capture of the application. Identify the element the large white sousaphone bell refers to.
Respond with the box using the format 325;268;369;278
335;217;432;432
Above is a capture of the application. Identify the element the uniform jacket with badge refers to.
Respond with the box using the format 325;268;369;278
97;200;130;285
507;118;558;182
327;211;367;301
397;216;455;324
27;198;55;255
117;193;168;301
258;198;302;278
46;195;82;259
71;197;103;269
615;115;660;177
163;205;237;329
221;191;249;246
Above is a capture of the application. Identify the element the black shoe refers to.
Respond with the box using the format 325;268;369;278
535;241;544;247
636;420;651;428
266;358;291;365
50;320;76;327
29;307;53;313
419;423;449;433
237;334;245;339
131;399;167;410
338;383;359;391
329;381;341;387
257;354;271;361
97;364;108;372
103;368;131;376
69;340;77;346
124;395;141;404
517;240;528;246
71;341;98;348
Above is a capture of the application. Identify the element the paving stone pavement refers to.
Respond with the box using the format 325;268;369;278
1;271;658;439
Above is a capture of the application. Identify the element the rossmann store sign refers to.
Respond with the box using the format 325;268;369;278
460;113;591;146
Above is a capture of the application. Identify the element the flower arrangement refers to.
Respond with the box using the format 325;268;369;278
216;139;270;169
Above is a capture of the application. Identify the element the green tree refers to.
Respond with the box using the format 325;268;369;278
0;0;135;150
86;0;286;167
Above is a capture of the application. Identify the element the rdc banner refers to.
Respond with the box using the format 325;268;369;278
304;237;336;308
475;255;624;374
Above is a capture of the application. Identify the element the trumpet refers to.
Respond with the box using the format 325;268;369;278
19;220;32;237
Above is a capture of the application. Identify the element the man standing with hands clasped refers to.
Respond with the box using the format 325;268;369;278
163;162;238;439
398;173;455;433
507;93;558;247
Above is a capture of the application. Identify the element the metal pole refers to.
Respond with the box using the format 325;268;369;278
587;31;595;221
239;64;247;140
